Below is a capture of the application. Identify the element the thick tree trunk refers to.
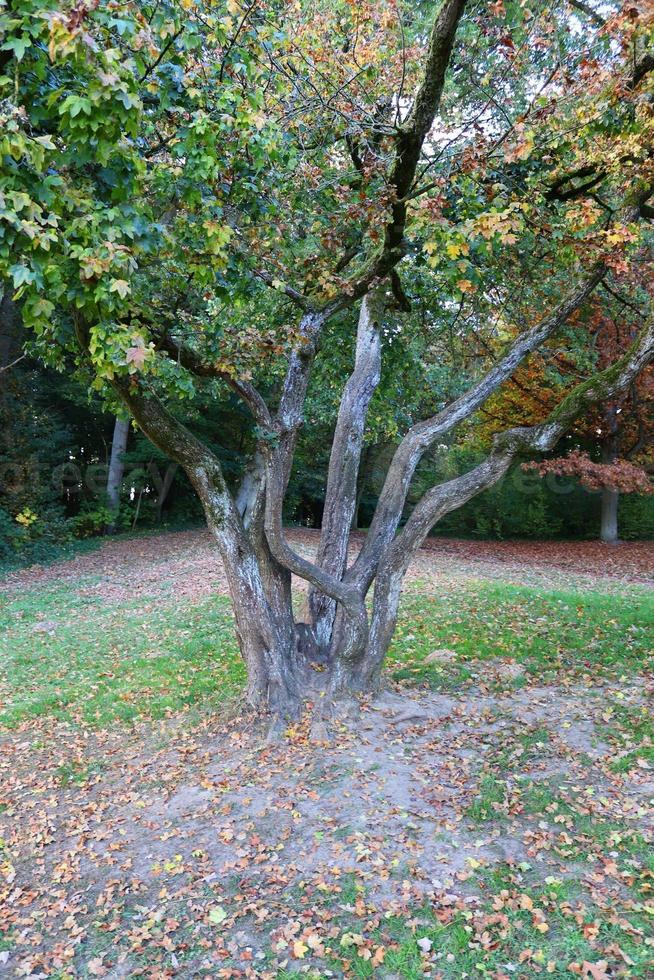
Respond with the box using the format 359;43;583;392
193;466;301;715
102;376;302;717
106;416;130;533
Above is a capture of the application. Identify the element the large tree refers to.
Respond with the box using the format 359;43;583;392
3;0;654;720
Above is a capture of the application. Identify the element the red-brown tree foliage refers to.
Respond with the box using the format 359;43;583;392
523;450;653;493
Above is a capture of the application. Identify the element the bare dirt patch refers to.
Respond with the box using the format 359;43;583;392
1;680;651;978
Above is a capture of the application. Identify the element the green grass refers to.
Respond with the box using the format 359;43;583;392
0;581;244;728
272;870;654;979
605;703;654;772
388;580;654;689
358;887;654;978
465;773;508;822
1;576;652;730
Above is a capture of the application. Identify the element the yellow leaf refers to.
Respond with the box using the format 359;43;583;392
109;279;130;299
208;906;227;925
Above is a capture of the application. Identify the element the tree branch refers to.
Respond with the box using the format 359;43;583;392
567;0;606;28
350;182;651;590
361;313;654;681
308;286;385;646
154;330;272;427
0;353;26;374
335;0;468;305
349;259;609;590
254;269;314;313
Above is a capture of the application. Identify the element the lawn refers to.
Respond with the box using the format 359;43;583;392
0;584;244;728
1;574;652;734
1;554;653;978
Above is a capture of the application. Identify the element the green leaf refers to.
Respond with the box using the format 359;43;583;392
0;36;30;62
9;264;35;288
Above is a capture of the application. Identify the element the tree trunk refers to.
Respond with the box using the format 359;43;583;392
600;408;620;544
600;486;619;544
153;461;178;522
308;289;384;651
104;378;303;718
106;416;130;533
194;465;301;716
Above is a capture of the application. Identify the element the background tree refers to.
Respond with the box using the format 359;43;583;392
105;415;129;532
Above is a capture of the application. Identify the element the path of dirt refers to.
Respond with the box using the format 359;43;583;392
1;679;652;978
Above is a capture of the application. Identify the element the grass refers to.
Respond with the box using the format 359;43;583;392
389;580;654;688
352;884;654;978
1;576;652;730
1;562;652;977
465;773;508;822
272;870;654;979
0;581;244;728
605;703;654;771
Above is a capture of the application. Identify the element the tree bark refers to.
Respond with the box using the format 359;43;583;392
309;288;384;651
600;407;620;544
600;486;619;544
192;463;300;715
106;416;130;533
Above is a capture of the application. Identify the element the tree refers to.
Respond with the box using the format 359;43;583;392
495;301;654;543
574;308;654;543
3;0;654;720
105;415;129;531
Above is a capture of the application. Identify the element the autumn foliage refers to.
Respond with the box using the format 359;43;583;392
522;449;653;494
